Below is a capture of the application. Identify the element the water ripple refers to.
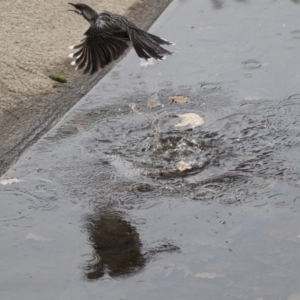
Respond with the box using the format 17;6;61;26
0;190;35;224
241;59;262;70
291;30;300;39
198;82;222;91
286;94;300;101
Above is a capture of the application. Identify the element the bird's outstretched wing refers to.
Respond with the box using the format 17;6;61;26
69;14;130;74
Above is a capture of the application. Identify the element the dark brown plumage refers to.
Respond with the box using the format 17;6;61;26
68;3;173;74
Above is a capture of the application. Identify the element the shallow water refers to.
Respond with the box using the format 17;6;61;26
1;0;300;299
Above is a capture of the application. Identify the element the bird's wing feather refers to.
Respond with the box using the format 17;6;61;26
72;13;130;74
69;12;173;74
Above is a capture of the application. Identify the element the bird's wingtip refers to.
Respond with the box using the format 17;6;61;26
69;45;75;50
160;37;175;46
71;61;76;66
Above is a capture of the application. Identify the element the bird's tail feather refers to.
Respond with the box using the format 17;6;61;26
147;32;173;46
130;29;173;60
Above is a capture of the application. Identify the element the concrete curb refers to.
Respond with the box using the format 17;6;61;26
0;0;172;176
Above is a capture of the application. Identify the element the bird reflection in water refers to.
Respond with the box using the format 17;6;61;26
81;211;180;281
82;212;146;280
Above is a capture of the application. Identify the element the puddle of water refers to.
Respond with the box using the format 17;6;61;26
1;0;300;299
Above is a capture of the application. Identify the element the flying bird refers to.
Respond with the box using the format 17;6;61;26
68;3;173;74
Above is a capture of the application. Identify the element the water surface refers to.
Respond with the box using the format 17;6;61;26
1;0;300;299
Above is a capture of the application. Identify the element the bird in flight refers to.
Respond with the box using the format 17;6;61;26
68;3;173;74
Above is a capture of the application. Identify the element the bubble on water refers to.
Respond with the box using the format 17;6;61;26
241;59;262;70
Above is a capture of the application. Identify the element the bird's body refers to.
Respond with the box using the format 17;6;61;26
68;3;173;74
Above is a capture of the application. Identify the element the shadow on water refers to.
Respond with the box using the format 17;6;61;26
81;210;180;281
81;211;146;280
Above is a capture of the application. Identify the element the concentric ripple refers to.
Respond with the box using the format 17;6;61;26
0;190;35;224
198;82;222;91
241;59;262;70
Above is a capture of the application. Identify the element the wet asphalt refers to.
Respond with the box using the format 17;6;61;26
1;0;300;299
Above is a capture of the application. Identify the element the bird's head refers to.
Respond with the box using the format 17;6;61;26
68;3;97;23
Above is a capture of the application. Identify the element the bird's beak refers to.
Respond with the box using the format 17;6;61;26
68;3;82;15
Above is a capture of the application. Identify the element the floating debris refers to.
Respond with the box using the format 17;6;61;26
169;95;189;104
0;178;22;185
175;113;205;128
175;161;192;171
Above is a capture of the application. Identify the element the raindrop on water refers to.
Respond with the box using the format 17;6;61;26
133;218;147;225
241;59;262;70
198;82;222;91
